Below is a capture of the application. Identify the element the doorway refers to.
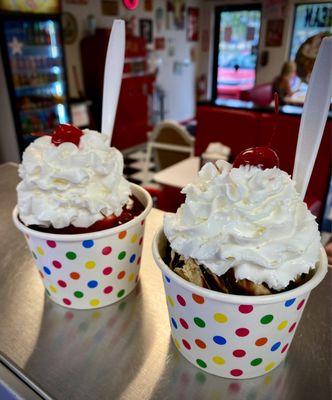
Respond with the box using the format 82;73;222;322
212;4;262;100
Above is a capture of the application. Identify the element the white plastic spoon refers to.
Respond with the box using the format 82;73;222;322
101;19;125;144
293;36;332;199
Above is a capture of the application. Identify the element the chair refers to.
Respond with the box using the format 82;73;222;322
240;83;273;106
142;120;195;185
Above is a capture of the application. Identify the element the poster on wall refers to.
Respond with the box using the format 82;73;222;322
139;19;153;44
101;0;119;15
173;61;183;75
144;0;153;12
265;19;284;46
155;37;165;50
263;0;287;19
187;7;199;42
167;37;176;56
166;0;185;30
155;7;164;32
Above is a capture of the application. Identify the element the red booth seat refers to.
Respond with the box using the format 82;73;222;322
240;83;273;106
195;106;260;157
257;114;331;218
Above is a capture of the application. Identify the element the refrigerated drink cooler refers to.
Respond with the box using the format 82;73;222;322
0;11;70;153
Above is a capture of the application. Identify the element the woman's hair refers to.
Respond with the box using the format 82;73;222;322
280;61;297;77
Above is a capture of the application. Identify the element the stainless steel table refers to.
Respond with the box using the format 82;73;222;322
0;163;331;400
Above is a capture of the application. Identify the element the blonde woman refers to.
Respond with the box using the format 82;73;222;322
272;61;298;103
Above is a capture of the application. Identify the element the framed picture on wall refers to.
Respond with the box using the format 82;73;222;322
266;19;284;47
139;19;153;44
155;37;165;50
187;7;199;41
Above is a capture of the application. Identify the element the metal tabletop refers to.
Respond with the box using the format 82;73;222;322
0;163;331;400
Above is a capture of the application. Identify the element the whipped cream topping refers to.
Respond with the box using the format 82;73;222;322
164;161;321;290
17;129;131;229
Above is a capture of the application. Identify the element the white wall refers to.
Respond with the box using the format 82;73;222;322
0;53;20;163
62;0;201;121
198;0;329;99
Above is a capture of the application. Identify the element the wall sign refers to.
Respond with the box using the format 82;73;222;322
123;0;139;10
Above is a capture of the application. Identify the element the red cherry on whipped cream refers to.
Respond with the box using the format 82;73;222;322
51;124;83;147
233;146;279;169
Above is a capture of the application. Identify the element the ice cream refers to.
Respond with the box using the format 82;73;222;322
13;123;153;309
17;126;135;231
164;160;321;294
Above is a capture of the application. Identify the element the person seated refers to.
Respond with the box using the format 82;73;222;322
272;61;298;103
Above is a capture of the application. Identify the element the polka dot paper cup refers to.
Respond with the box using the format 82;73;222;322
13;184;152;310
153;229;328;379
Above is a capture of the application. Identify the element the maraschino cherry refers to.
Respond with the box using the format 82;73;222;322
51;124;83;147
233;92;280;170
233;146;279;169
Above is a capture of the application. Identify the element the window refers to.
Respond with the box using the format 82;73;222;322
212;5;262;100
290;3;332;60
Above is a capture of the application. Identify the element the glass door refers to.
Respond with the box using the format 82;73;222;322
2;17;69;149
212;5;262;100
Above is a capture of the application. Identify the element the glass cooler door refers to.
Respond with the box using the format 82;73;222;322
2;18;69;149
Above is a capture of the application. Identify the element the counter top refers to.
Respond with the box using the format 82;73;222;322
0;163;331;400
198;99;332;118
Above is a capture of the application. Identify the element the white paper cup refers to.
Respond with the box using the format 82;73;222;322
13;184;152;310
153;228;327;379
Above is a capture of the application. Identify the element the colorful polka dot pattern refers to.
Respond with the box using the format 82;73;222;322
162;276;310;379
25;219;147;309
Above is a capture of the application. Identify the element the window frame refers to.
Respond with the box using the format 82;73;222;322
211;3;262;102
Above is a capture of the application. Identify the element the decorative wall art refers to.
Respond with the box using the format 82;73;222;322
139;19;153;44
187;7;199;42
144;0;153;12
166;0;185;30
155;7;164;32
155;37;165;50
265;19;284;46
123;0;139;10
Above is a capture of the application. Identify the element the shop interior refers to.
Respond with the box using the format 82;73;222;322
0;1;331;399
1;1;331;223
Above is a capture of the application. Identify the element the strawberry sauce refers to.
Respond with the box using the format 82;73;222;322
27;195;145;234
